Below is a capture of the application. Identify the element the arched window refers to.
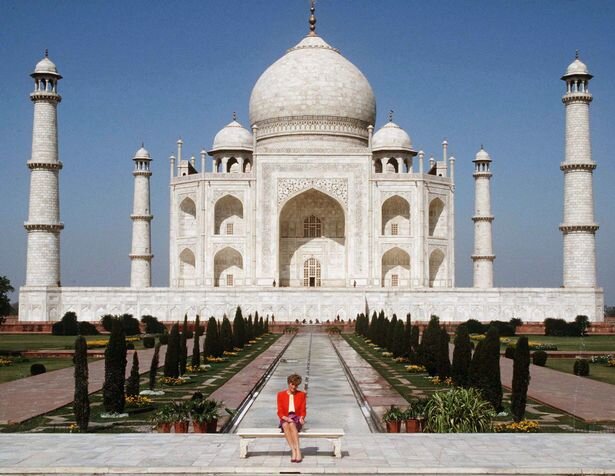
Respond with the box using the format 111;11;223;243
381;247;410;288
381;195;410;235
303;215;322;238
214;247;243;287
386;158;398;173
303;258;321;287
374;159;383;173
227;157;239;173
214;195;243;235
429;249;445;287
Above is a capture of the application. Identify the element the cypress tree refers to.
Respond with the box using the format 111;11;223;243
451;324;472;387
392;319;405;358
149;342;161;390
254;311;260;336
468;339;484;389
103;318;127;413
264;317;269;334
259;315;264;337
511;336;531;422
246;314;254;341
126;351;140;397
409;324;420;363
233;306;246;348
191;314;201;367
419;315;441;376
179;316;188;375
438;327;451;377
164;323;180;378
471;326;503;412
368;311;377;341
205;317;222;357
403;314;412;356
220;316;234;352
377;310;386;347
387;314;398;352
73;335;90;432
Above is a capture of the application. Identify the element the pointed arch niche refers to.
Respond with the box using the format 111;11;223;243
279;189;345;287
429;197;446;237
381;195;410;235
179;248;196;286
381;247;410;287
429;249;446;288
214;195;243;235
214;247;243;287
179;197;196;236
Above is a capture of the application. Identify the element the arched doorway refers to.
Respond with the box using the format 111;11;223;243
214;195;243;235
214;247;243;287
303;258;321;287
381;247;410;287
279;189;345;287
429;249;445;287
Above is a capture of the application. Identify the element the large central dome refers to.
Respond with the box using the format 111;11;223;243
249;35;376;143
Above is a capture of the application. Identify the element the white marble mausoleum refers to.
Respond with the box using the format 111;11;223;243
18;11;604;323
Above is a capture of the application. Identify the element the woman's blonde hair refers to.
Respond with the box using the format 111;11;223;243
287;374;302;386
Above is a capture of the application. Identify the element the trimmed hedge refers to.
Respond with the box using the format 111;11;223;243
532;350;548;366
573;358;590;376
31;363;46;375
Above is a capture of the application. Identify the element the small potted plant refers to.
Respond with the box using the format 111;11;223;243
203;398;224;433
382;405;404;433
152;404;174;433
189;395;208;433
403;398;428;433
170;401;190;433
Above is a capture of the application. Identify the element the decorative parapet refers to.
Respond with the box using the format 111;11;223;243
471;254;496;261
562;92;592;105
24;223;64;232
255;115;369;141
559;224;599;233
560;162;597;171
30;92;61;103
27;161;63;170
472;215;494;222
130;214;154;221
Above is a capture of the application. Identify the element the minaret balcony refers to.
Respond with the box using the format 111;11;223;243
24;222;64;232
559;224;599;233
30;92;61;103
560;162;596;171
562;92;592;104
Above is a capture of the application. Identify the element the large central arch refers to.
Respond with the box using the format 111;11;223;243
279;188;345;287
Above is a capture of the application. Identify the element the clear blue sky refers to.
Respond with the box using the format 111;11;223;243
1;1;614;306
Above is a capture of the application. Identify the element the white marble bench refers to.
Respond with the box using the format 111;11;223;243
237;428;344;458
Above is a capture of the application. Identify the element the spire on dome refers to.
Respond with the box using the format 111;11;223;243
388;110;394;122
45;49;49;58
576;49;579;59
233;111;237;121
309;0;317;36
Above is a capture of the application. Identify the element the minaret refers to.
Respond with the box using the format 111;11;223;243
130;145;153;287
472;147;495;288
25;52;64;287
560;53;598;288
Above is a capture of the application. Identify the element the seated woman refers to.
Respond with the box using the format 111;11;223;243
277;373;306;463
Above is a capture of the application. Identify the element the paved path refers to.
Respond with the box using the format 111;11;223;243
500;357;615;423
238;332;370;433
1;433;614;474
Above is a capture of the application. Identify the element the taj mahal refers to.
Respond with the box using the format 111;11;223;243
18;6;604;323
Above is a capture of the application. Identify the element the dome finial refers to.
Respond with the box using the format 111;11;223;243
45;49;49;58
309;0;317;36
576;49;580;59
388;109;394;122
233;111;237;121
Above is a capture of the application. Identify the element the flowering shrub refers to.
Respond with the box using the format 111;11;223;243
86;336;141;349
159;376;189;386
186;364;209;373
125;395;153;408
206;356;228;363
589;354;613;364
426;376;453;386
223;351;238;356
394;357;409;363
528;343;558;351
381;351;393;357
405;364;427;373
248;340;257;344
494;420;540;433
0;357;13;367
68;423;79;433
608;359;615;368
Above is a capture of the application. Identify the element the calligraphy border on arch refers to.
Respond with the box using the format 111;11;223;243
277;178;348;208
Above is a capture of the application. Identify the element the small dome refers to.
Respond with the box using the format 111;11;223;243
474;148;491;161
134;146;150;159
249;35;376;129
211;120;253;152
33;56;61;77
562;58;592;79
372;122;413;152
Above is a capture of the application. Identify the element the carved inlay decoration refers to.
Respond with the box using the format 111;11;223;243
277;178;348;207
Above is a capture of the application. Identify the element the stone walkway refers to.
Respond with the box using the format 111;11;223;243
1;433;614;474
499;357;615;423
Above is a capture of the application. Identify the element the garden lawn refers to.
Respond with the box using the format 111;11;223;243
0;334;147;352
344;333;611;433
0;357;100;384
510;335;615;352
545;358;615;386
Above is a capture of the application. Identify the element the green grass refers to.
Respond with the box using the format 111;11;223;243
0;357;100;384
344;334;611;433
545;358;615;385
0;334;146;352
0;333;280;433
514;335;615;352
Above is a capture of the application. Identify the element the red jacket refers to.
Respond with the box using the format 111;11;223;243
277;390;307;419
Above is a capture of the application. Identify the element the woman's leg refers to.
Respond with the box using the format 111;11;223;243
281;422;296;460
288;423;302;460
